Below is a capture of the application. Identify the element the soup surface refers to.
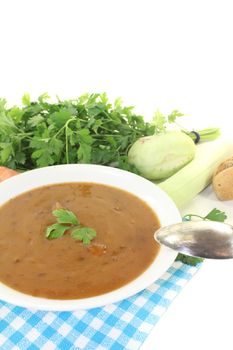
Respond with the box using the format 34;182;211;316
0;183;160;299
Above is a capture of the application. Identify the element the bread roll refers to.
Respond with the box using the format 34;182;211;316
212;157;233;200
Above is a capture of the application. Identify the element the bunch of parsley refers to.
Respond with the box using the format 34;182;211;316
0;93;155;171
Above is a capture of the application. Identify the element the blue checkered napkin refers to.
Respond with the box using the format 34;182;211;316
0;261;200;350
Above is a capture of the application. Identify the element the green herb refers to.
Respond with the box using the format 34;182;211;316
0;93;155;171
183;208;227;222
46;208;96;245
204;208;228;222
152;109;220;142
46;223;71;239
52;209;79;225
177;208;228;266
71;227;97;245
176;255;204;266
0;93;219;170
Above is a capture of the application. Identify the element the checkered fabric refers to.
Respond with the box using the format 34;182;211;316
0;261;200;350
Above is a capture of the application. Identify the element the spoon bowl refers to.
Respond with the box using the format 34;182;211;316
155;221;233;259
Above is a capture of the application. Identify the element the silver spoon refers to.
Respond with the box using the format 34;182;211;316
155;221;233;259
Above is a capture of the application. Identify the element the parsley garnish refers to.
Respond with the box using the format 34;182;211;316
176;208;228;266
52;209;79;225
46;208;96;245
183;208;227;223
204;208;228;222
71;227;97;245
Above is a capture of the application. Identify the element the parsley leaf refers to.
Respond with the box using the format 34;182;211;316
152;110;167;133
77;142;92;163
167;110;184;123
22;93;31;106
46;223;70;239
71;227;97;245
49;108;73;128
38;92;50;104
52;209;79;225
77;129;94;163
204;208;227;222
45;208;97;245
0;143;12;163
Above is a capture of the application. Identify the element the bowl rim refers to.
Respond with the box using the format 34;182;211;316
0;164;181;310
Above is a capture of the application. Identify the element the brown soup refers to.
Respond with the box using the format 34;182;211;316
0;183;160;299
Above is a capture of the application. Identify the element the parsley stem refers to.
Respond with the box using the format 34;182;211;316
183;214;206;221
53;117;76;139
65;122;70;163
99;125;116;133
65;117;76;164
51;117;76;164
92;133;121;138
65;132;69;163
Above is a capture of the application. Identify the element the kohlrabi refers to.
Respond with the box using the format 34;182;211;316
128;131;196;180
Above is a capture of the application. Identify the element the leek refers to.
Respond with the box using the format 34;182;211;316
158;139;233;209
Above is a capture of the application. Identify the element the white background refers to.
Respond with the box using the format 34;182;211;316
0;0;233;129
1;1;233;349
